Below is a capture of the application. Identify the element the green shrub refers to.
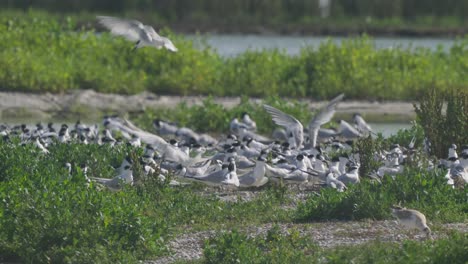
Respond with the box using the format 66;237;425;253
203;228;468;264
203;226;317;264
325;231;468;264
2;11;468;99
415;87;468;158
295;169;468;222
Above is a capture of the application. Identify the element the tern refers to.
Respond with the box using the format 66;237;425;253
241;112;257;131
263;104;304;149
238;156;268;188
326;172;347;192
391;205;432;239
337;163;360;184
97;16;178;52
91;165;134;191
308;93;344;148
353;113;373;135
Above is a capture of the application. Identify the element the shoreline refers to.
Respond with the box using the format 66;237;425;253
0;90;416;123
169;24;468;38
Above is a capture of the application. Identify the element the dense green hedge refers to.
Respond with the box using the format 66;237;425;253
1;11;468;99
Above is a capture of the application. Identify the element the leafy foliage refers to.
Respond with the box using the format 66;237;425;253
203;227;317;264
1;12;468;99
0;139;293;263
295;169;468;222
415;87;468;158
202;228;468;264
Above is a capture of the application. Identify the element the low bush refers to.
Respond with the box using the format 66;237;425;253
415;87;468;158
203;226;317;264
202;228;468;264
295;169;468;222
0;139;293;263
1;11;468;100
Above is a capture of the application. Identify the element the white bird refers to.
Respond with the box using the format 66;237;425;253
238;156;268;188
338;154;349;175
337;164;360;184
129;134;141;147
34;136;49;154
115;156;133;175
308;93;345;148
326;172;347;192
353;113;372;135
269;154;310;184
241;112;257;131
230;118;248;134
91;165;134;191
338;120;362;140
391;206;432;239
191;163;230;186
221;162;240;187
374;155;403;179
58;125;70;143
263;104;303;149
153;119;178;136
97;16;178;52
448;144;458;160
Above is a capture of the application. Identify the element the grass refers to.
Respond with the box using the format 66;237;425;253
1;10;468;100
295;170;468;223
0;122;466;262
198;227;468;264
0;139;294;263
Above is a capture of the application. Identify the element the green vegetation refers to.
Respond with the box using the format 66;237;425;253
415;88;468;158
0;139;293;262
0;116;466;262
1;11;468;99
203;227;318;263
131;96;313;135
295;170;468;222
201;229;468;264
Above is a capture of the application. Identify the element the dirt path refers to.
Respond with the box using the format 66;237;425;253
0;90;416;122
148;220;467;263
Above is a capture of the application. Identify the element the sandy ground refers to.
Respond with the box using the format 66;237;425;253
143;186;467;263
147;221;467;264
0;90;416;122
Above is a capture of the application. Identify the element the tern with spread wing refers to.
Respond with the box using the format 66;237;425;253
308;93;345;148
263;104;304;149
97;16;178;52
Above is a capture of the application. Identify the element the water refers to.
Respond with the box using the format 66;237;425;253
186;34;456;57
369;123;412;138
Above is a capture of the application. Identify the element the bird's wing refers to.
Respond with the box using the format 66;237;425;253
144;25;161;39
339;120;362;137
97;16;143;42
263;104;303;131
308;93;344;130
355;115;372;132
161;37;178;52
307;94;344;147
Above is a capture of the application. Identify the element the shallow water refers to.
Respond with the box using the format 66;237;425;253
369;123;412;138
186;34;455;57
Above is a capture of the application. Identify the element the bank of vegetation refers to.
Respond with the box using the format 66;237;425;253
0;131;467;263
1;11;468;100
0;89;467;263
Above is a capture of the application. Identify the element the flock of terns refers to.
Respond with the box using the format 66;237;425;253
4;15;467;238
1;93;467;238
